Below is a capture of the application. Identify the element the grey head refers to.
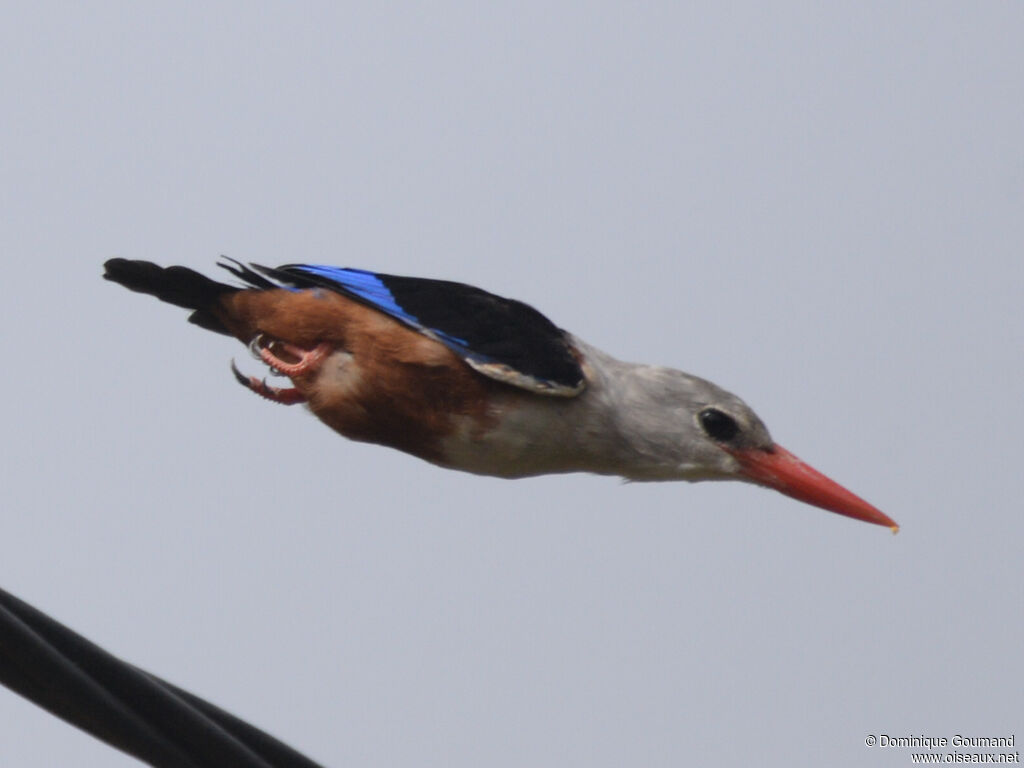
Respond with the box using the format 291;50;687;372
595;358;774;482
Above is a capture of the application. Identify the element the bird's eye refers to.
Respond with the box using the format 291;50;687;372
698;408;740;442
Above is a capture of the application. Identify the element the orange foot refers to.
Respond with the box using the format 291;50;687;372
230;361;307;405
252;335;333;378
231;335;333;405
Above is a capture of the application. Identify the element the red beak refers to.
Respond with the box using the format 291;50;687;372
729;444;899;532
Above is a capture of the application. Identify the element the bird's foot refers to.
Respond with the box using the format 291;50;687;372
232;334;332;404
250;334;332;378
230;361;307;405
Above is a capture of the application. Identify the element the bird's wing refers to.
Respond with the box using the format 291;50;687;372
236;263;586;397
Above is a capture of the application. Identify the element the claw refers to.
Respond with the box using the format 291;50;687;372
230;360;306;405
248;334;266;361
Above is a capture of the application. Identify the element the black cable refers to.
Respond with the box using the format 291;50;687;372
0;586;326;768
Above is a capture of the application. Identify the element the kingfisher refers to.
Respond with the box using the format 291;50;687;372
103;259;898;531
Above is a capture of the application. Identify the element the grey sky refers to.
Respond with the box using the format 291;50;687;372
2;3;1022;766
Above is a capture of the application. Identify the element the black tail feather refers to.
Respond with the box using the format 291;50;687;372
104;258;304;335
103;259;236;309
104;258;247;335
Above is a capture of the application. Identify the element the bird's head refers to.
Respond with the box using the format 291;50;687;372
614;366;898;531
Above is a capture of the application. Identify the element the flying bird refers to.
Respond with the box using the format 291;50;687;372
103;259;898;531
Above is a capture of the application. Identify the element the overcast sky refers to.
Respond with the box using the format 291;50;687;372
2;3;1022;766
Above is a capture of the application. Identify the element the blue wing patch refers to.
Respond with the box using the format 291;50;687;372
224;262;586;397
295;266;406;322
293;266;470;351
